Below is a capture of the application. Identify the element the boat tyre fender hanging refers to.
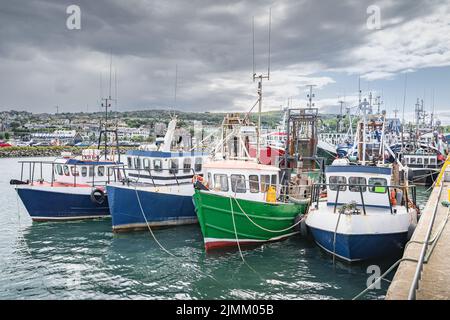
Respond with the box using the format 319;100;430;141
91;188;105;204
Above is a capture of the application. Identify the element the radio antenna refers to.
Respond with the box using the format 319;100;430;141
252;9;272;163
252;16;255;79
267;7;271;79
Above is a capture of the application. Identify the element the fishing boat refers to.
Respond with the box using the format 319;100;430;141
193;47;314;250
106;117;210;232
305;103;419;262
193;159;309;251
305;161;418;262
11;86;123;221
11;149;122;221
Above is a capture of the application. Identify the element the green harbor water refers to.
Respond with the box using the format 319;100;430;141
0;157;432;300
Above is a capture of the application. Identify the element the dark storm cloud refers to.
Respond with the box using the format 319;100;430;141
0;0;445;112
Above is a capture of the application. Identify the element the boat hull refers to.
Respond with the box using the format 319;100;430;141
107;184;198;232
308;226;408;262
407;167;440;186
306;203;415;262
15;186;110;221
193;190;308;251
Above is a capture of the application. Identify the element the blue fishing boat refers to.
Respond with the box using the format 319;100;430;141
12;149;122;221
106;117;209;232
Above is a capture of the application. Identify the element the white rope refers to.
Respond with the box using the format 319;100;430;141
133;184;224;286
229;196;261;277
353;206;450;300
231;194;305;233
134;186;175;257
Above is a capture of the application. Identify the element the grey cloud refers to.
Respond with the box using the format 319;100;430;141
0;0;445;113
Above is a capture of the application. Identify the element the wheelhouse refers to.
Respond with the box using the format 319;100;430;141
202;160;281;202
403;154;438;167
324;165;398;209
123;150;209;185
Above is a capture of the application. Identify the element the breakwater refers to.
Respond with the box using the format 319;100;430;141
0;146;134;158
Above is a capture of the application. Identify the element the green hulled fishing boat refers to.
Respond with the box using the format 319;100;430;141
193;160;310;251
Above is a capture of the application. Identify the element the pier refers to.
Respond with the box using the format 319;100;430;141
386;159;450;300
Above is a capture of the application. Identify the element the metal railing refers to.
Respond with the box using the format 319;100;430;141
407;180;445;300
16;160;125;188
114;166;201;188
311;182;417;215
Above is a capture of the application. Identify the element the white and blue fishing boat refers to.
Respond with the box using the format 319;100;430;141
106;117;210;232
305;106;419;262
306;161;418;262
11;149;122;221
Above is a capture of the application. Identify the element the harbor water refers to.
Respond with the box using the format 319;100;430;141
0;157;432;300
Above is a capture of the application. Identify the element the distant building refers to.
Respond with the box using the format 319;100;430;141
154;122;167;137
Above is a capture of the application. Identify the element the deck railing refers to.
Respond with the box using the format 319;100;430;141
311;182;417;215
114;166;200;188
15;160;125;188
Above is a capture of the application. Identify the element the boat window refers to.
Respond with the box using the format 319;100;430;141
153;159;163;172
417;157;423;165
348;177;367;192
81;166;87;177
261;175;271;192
143;158;150;170
56;164;63;175
368;178;387;193
271;174;277;186
207;173;212;185
430;158;436;165
410;157;416;164
183;158;192;173
249;175;259;193
424;158;429;165
214;174;229;192
169;159;179;174
89;166;95;177
231;175;246;193
195;158;202;172
135;157;141;170
106;167;113;176
127;157;133;168
70;166;79;176
329;176;346;191
97;166;105;177
63;165;70;176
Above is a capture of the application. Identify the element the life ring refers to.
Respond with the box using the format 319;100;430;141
90;188;105;205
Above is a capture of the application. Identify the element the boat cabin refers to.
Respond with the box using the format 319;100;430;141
325;165;398;209
403;153;438;168
202;160;280;202
124;150;209;185
52;157;120;186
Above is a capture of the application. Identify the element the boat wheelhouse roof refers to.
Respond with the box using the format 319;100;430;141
126;150;207;158
204;160;279;172
65;159;118;165
326;165;391;175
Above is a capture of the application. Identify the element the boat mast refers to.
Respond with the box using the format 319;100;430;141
252;9;271;164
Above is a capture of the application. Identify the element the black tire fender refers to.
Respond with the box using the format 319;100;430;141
90;188;105;205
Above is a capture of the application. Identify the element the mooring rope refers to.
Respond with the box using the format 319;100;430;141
230;194;305;233
132;184;226;287
352;206;450;300
229;196;262;278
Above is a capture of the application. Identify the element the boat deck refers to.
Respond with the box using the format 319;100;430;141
386;167;450;299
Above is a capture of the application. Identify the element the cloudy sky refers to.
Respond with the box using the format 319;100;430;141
1;0;450;123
